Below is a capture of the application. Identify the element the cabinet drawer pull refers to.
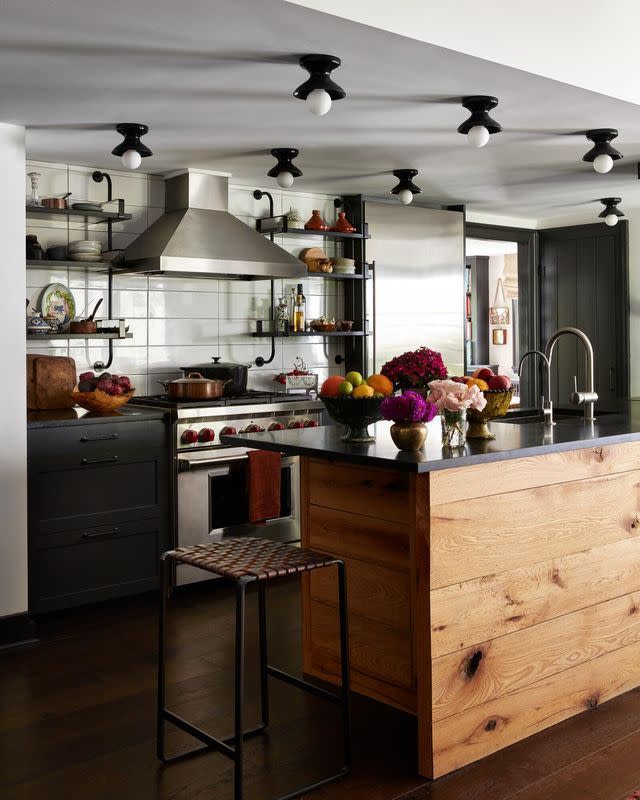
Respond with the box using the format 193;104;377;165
80;433;120;443
82;528;120;540
80;456;119;465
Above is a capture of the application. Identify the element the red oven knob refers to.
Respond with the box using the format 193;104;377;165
288;420;305;429
304;419;319;428
181;429;199;445
268;422;285;431
220;426;237;436
198;427;215;443
244;423;265;433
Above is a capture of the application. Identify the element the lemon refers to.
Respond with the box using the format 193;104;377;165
338;380;353;396
352;383;374;399
345;371;363;387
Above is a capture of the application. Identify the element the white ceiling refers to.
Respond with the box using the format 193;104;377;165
286;0;640;107
2;0;640;222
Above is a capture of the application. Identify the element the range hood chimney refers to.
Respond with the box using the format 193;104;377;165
123;170;306;280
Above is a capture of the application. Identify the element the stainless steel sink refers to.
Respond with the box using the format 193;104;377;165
496;409;617;425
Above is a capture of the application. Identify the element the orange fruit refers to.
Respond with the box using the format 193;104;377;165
352;383;374;399
320;375;345;397
366;374;393;396
467;378;489;391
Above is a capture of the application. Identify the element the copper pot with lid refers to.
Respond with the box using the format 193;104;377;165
158;372;228;400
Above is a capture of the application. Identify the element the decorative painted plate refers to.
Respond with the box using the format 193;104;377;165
40;283;76;332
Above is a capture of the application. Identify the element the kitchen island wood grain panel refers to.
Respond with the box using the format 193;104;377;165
429;439;640;504
431;470;640;589
294;438;640;780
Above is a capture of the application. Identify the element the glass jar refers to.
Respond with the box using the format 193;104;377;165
441;408;467;448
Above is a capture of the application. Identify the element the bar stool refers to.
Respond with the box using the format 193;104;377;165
157;537;351;800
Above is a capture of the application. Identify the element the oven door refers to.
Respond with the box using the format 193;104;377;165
176;450;300;584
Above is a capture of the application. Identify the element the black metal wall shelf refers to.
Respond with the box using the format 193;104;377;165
27;332;133;341
281;227;370;240
252;330;366;338
26;203;131;224
27;259;113;272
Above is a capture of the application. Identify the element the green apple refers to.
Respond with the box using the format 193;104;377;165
345;371;363;387
338;380;354;396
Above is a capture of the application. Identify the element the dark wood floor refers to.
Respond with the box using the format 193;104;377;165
1;579;640;800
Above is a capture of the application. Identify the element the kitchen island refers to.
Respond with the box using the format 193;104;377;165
223;409;640;778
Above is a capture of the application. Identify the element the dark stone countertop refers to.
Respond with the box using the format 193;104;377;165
221;404;640;473
27;405;168;429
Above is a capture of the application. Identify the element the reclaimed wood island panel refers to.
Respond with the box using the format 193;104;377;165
300;441;640;778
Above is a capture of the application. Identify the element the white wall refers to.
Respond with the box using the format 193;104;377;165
0;124;28;619
26;163;345;391
285;0;640;106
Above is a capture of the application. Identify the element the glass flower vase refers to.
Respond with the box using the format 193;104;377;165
441;408;467;448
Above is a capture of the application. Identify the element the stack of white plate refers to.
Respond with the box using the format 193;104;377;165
69;240;103;262
332;257;356;275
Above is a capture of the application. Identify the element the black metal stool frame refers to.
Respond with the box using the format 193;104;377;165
157;554;351;800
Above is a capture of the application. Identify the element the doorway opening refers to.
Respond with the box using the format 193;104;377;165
465;237;520;405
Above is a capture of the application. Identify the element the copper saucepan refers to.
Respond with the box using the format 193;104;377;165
158;372;228;400
41;192;72;209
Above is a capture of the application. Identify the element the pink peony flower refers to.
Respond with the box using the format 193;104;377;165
428;379;487;412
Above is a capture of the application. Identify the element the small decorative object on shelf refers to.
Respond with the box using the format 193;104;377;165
275;296;289;333
26;171;41;206
427;379;487;448
273;357;318;393
304;209;328;231
381;346;448;394
26;234;44;260
330;211;356;233
287;206;301;225
381;391;438;451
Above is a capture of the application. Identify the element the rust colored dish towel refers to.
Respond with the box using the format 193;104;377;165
247;450;281;524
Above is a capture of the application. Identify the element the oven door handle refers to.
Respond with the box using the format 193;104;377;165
178;453;296;474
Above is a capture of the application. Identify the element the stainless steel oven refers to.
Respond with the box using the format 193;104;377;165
176;447;301;584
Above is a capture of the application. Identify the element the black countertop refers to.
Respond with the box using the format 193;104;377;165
27;405;168;429
221;405;640;473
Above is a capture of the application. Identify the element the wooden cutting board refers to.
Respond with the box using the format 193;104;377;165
300;247;328;273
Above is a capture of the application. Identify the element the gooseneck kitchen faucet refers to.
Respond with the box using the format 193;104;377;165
544;327;598;422
517;349;554;425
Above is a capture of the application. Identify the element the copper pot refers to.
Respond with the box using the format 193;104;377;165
42;193;72;210
159;372;227;400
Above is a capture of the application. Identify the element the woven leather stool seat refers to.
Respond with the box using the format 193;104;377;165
167;537;338;581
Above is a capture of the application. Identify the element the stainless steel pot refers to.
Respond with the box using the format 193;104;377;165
158;373;227;400
180;357;249;396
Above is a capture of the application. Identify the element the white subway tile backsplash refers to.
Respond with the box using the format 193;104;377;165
148;290;218;319
25;165;340;390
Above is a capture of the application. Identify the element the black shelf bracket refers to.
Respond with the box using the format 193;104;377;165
92;171;115;372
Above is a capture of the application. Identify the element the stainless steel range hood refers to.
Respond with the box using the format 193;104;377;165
122;170;306;280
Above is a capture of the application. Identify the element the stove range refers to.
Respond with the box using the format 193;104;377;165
130;389;325;584
131;389;314;410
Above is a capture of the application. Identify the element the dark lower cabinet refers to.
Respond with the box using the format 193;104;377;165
28;417;171;613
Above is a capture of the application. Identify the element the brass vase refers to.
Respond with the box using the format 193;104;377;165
390;422;427;451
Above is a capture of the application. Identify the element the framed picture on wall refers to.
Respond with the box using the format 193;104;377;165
492;327;508;345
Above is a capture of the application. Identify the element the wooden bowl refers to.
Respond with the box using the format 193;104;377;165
71;388;135;413
310;322;337;333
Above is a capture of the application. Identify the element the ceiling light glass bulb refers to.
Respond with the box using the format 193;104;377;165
604;213;619;226
467;125;490;148
593;153;613;174
121;149;142;169
398;189;414;205
306;88;332;116
276;170;294;189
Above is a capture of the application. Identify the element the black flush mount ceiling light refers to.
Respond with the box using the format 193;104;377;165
111;123;152;170
267;148;303;189
598;197;624;226
457;96;502;148
390;169;421;205
583;129;622;174
293;54;346;116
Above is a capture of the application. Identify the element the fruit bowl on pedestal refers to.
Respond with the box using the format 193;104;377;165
320;396;384;443
71;387;136;413
467;389;513;439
